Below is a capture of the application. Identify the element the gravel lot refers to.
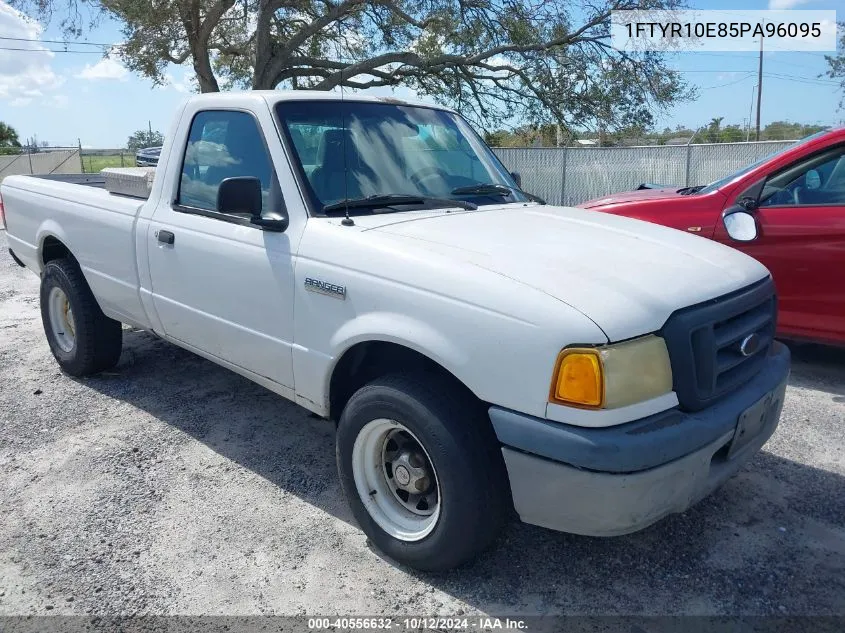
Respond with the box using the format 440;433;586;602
0;233;843;618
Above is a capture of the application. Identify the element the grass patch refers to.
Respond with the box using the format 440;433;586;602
81;153;133;173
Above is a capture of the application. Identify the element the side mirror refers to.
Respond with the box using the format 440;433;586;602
217;176;288;232
723;210;758;242
218;176;262;215
510;171;522;188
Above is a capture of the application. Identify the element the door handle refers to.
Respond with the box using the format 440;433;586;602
157;230;175;245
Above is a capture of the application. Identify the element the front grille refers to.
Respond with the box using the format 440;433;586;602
661;277;776;411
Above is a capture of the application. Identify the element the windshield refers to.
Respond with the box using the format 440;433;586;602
275;100;526;214
698;130;829;195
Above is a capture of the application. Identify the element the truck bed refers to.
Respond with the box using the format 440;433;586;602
32;173;107;188
2;172;150;329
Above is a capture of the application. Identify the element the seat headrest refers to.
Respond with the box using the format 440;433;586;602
224;116;262;158
318;129;361;170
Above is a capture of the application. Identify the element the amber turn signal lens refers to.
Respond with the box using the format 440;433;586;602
551;350;603;407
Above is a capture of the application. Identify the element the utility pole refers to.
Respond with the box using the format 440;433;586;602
747;85;755;142
755;35;763;141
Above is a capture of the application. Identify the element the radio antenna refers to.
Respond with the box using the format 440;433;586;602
339;61;354;227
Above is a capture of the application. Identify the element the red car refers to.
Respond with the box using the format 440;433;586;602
579;128;845;346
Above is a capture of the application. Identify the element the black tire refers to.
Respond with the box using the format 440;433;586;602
40;258;123;376
336;373;509;571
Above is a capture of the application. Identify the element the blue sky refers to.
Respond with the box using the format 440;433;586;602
0;0;841;148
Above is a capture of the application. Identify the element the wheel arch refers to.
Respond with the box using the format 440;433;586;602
328;338;483;422
37;230;114;322
37;222;75;272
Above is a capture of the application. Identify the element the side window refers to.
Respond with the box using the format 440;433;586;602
177;110;274;215
759;146;845;208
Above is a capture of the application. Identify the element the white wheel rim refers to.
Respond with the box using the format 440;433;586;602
351;419;441;542
47;287;76;353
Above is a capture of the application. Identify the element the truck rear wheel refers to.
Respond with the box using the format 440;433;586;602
40;258;123;377
336;373;508;571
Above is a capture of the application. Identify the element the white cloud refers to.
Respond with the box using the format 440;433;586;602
161;70;196;93
768;0;811;8
0;2;63;102
76;56;129;81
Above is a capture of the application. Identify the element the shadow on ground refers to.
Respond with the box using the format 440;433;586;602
787;341;845;401
79;331;845;615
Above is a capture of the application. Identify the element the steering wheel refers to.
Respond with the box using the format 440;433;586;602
792;186;803;205
409;166;450;190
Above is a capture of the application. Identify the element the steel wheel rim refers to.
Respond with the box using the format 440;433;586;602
47;287;76;353
351;418;441;542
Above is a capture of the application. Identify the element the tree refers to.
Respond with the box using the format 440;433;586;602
484;130;511;147
0;122;22;148
825;21;845;109
717;124;744;144
704;116;723;143
127;128;165;150
12;0;692;131
761;121;826;141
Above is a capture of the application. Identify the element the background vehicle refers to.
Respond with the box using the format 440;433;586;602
579;128;845;346
1;91;789;571
135;146;162;167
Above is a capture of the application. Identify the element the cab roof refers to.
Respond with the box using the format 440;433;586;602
184;90;456;114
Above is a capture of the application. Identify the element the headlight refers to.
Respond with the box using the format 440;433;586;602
550;335;673;409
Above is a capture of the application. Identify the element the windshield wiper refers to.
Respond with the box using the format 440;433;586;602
322;194;476;214
677;185;705;196
451;183;514;196
451;183;546;205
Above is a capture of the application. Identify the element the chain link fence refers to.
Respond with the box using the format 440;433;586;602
0;148;140;182
3;140;796;204
493;140;796;206
0;148;82;180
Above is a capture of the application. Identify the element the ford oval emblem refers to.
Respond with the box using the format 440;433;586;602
739;333;761;357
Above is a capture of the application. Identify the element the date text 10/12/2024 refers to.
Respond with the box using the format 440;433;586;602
308;617;528;630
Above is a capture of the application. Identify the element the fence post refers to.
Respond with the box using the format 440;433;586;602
685;144;692;187
78;139;85;174
27;147;33;174
560;146;568;206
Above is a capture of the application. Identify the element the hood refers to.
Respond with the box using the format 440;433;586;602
357;204;769;341
579;187;686;208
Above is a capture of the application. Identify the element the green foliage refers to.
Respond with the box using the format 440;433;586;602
11;0;694;132
82;154;132;172
0;122;22;148
487;123;569;147
126;129;164;151
485;119;827;147
759;121;827;141
704;117;724;143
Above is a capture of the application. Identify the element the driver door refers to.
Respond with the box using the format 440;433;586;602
146;108;299;389
716;145;845;342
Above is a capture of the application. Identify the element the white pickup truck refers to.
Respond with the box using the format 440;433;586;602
1;91;789;571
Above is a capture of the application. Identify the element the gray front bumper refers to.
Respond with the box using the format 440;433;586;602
493;342;790;536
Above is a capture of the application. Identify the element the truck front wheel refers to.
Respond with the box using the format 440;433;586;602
336;373;508;571
40;259;123;377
